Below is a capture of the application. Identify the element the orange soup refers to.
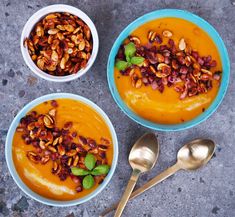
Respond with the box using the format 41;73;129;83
115;18;222;124
12;99;113;200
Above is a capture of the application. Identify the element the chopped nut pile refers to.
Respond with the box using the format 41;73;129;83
115;29;222;99
24;12;92;76
16;100;110;192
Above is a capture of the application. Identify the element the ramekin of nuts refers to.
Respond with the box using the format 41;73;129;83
21;4;99;82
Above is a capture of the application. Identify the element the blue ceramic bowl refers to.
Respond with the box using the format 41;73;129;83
5;93;118;206
107;9;230;131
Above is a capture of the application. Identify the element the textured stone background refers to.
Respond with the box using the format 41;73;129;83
0;0;235;216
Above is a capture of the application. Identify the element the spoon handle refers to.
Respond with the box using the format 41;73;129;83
130;163;180;199
114;169;140;217
100;164;180;217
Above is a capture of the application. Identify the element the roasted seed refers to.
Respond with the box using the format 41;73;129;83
53;161;58;171
27;151;37;156
48;109;56;117
37;59;45;70
43;114;54;128
100;137;110;145
58;145;65;155
129;36;141;45
156;53;165;63
41;155;50;164
39;140;46;149
55;164;61;175
78;40;85;51
201;68;212;76
36;25;44;37
27;122;35;131
51;50;59;62
67;157;72;166
64;24;74;32
66;149;77;157
150;65;157;74
64;121;73;130
84;25;91;40
98;145;108;151
48;28;59;35
56;25;65;31
45;14;57;20
162;30;173;38
73;155;79;167
89;148;98;154
179;38;186;50
148;30;157;42
53;137;59;146
135;79;142;88
48;146;57;153
27;151;40;163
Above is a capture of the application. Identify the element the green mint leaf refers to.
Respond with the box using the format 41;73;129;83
71;167;90;176
131;56;145;65
85;153;96;171
124;42;136;59
91;165;110;176
82;175;95;189
126;56;131;63
115;60;128;71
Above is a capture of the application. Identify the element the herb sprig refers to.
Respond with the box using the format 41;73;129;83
71;153;110;189
115;42;145;71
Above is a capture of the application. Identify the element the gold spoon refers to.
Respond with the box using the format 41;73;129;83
101;138;215;216
114;133;159;217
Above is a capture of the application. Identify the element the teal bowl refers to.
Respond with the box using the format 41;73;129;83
5;93;118;206
107;9;230;131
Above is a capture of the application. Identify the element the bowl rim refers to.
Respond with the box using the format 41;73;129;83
5;93;118;206
107;9;230;131
20;4;99;82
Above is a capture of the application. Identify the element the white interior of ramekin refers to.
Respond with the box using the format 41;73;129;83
20;4;99;82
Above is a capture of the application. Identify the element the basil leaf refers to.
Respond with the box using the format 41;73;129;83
126;55;131;63
71;167;90;176
85;153;96;170
124;42;136;59
131;56;145;65
82;175;95;189
91;165;110;176
115;60;128;71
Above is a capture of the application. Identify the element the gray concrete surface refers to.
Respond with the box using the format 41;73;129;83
0;0;235;216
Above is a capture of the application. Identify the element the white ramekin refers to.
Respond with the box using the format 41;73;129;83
21;4;99;82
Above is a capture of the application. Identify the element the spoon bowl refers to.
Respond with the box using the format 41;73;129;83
129;133;159;172
177;139;215;170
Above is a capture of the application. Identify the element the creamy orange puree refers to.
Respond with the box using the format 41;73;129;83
115;18;221;124
12;99;113;200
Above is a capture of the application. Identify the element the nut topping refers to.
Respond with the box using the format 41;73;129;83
135;79;142;89
16;100;112;192
43;114;54;128
115;30;221;99
179;38;186;50
148;30;157;43
24;12;93;76
129;36;141;45
162;30;173;38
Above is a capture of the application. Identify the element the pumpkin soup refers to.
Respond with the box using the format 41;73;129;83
12;99;113;200
114;18;222;124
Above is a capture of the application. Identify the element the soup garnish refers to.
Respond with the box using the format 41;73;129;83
115;29;221;99
16;101;110;192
